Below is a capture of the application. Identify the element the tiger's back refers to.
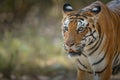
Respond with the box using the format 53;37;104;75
107;0;120;12
107;0;120;75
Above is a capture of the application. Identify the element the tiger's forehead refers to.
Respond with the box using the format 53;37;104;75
63;14;88;24
63;15;88;30
64;13;88;21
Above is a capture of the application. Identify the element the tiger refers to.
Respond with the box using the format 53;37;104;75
61;0;120;80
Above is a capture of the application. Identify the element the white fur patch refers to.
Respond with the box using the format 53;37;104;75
93;32;98;38
77;19;88;30
66;6;73;10
68;54;72;58
85;36;93;45
94;74;100;80
63;18;70;27
92;7;98;11
81;19;88;26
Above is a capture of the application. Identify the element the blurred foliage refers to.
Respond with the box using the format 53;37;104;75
0;0;118;80
0;30;75;79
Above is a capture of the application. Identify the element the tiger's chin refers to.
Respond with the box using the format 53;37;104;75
67;51;82;58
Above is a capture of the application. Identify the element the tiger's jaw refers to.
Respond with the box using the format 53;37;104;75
64;44;85;57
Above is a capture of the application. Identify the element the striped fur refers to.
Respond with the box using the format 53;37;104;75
62;0;120;80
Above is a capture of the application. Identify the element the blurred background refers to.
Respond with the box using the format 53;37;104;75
0;0;119;80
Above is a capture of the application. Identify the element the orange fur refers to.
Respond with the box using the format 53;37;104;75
62;0;120;80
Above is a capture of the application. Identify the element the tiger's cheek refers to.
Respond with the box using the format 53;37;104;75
75;29;89;44
63;32;69;42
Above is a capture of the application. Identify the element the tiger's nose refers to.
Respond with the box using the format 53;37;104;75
66;41;75;47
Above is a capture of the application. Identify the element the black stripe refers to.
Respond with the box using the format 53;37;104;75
112;63;120;75
88;44;100;56
92;24;95;28
88;36;103;56
92;30;96;34
88;27;92;33
77;66;84;71
92;31;97;40
94;43;110;74
69;17;74;19
92;53;106;66
77;64;108;74
82;53;87;57
113;46;120;64
87;31;97;46
77;59;87;69
79;18;84;21
77;63;108;74
84;30;96;38
95;65;108;74
75;14;80;17
87;38;100;51
87;23;102;51
82;15;88;19
114;52;119;65
97;23;101;38
77;66;92;74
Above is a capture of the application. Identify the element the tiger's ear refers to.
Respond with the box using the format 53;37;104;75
63;3;73;13
91;6;101;14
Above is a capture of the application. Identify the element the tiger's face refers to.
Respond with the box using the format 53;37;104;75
62;3;102;57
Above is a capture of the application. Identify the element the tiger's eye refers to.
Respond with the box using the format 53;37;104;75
63;27;68;32
79;27;84;31
77;27;85;33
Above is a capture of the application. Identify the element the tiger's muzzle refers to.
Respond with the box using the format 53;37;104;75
64;43;85;57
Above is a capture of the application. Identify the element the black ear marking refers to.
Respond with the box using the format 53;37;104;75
63;3;73;12
91;6;101;14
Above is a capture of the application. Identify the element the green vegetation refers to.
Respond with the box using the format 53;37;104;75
0;29;76;79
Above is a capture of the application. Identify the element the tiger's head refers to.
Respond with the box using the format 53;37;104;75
62;1;103;57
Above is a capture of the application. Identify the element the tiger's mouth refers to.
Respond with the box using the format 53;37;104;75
67;44;85;57
68;51;82;57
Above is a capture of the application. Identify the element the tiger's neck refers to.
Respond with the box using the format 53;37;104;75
79;34;107;73
85;33;106;56
97;6;119;55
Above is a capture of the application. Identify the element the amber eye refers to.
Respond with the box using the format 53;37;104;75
77;27;85;33
78;27;84;31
